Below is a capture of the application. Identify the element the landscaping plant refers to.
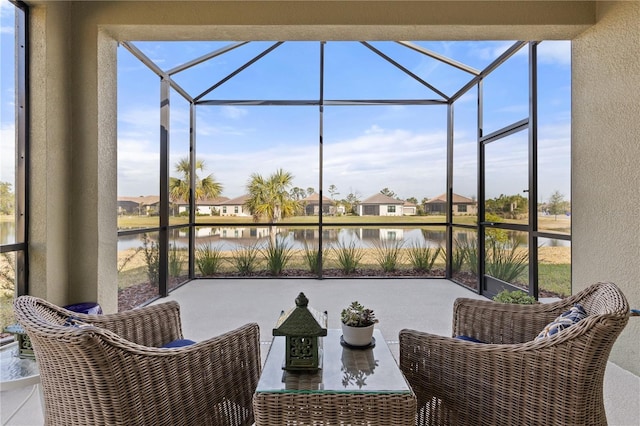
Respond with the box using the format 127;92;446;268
230;244;260;275
303;241;326;274
450;241;465;274
493;289;537;304
372;239;404;273
407;243;442;273
0;252;16;331
457;237;479;275
195;243;225;276
168;244;184;277
485;237;528;283
332;240;364;275
141;233;160;284
263;237;293;276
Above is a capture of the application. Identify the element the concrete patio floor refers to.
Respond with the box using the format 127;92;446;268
2;278;639;425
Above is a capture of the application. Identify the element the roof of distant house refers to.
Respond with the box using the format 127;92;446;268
425;193;475;204
220;194;251;205
302;192;335;204
360;193;405;205
172;196;229;205
117;195;160;205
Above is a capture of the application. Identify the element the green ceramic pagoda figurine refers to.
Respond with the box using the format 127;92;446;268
273;292;328;372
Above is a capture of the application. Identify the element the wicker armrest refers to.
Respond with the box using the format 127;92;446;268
401;283;629;426
453;297;561;343
69;301;184;347
399;327;603;425
71;323;262;425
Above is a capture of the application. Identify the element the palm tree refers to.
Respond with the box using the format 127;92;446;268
169;158;223;210
245;169;301;242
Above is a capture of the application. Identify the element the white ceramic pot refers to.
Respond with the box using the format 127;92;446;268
341;323;374;346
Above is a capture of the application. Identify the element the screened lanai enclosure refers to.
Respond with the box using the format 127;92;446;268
115;40;571;311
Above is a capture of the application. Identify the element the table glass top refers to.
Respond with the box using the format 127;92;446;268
256;329;410;393
0;342;40;388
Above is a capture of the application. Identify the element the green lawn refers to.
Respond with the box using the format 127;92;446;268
117;214;477;229
117;213;570;232
538;263;571;297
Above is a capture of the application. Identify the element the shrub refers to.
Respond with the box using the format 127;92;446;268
372;239;404;272
407;243;442;272
493;289;537;304
486;237;528;283
0;252;16;331
332;240;364;275
451;242;465;273
303;242;326;274
457;237;479;275
141;233;159;284
168;244;184;277
263;238;293;276
196;243;225;276
230;244;259;275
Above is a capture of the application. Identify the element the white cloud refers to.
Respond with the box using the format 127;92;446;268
185;130;498;200
117;119;571;202
311;127;448;199
118;106;159;129
537;41;571;66
472;41;569;68
455;91;476;104
0;1;15;35
117;137;160;196
0;123;15;184
364;124;384;135
196;121;248;137
471;41;528;62
221;106;248;120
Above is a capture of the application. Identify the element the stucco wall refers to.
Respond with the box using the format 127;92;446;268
28;3;72;305
572;1;640;375
25;0;638;374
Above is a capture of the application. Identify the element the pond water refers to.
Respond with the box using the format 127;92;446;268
117;226;569;252
0;222;16;245
117;227;453;251
0;221;568;252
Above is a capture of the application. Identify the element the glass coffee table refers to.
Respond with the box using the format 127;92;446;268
0;342;42;425
253;329;416;425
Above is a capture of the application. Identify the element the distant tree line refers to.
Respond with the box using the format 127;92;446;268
0;182;14;215
164;158;567;221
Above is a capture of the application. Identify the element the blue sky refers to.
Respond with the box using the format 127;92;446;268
116;39;570;204
0;0;570;205
1;0;17;187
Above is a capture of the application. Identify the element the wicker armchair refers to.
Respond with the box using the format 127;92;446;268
14;296;261;426
399;281;629;426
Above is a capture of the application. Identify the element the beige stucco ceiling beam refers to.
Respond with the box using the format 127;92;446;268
44;0;597;41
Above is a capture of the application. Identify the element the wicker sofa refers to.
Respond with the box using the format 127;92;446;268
14;296;261;426
399;281;630;426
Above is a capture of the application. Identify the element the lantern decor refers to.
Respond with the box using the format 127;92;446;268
3;323;35;359
273;292;328;372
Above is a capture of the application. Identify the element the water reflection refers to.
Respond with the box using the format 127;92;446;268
117;227;461;251
0;222;17;245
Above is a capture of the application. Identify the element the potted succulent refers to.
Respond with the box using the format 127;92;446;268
340;301;378;347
